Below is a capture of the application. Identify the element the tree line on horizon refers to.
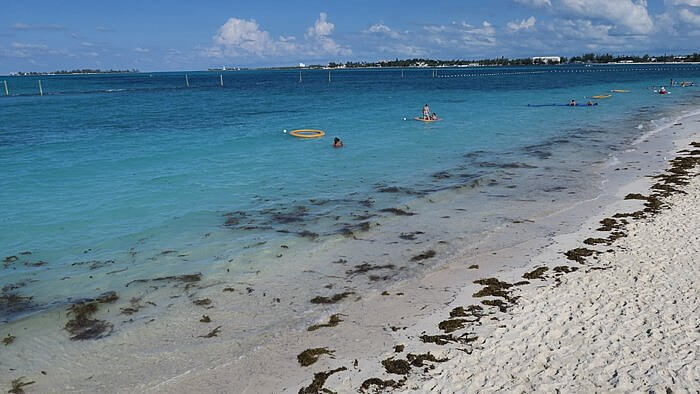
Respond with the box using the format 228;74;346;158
14;68;139;76
313;52;700;69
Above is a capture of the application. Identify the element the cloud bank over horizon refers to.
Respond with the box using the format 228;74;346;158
1;0;699;73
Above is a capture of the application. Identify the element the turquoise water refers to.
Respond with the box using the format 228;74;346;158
1;65;699;321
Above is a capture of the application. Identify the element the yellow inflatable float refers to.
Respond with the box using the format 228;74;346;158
289;129;325;138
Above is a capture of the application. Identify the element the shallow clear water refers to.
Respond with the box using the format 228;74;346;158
1;64;699;322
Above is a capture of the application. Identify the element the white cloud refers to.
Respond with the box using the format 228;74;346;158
11;42;48;50
366;23;402;39
515;0;552;7
209;13;349;59
305;13;351;56
214;18;277;56
679;8;700;26
306;12;334;38
507;16;537;31
558;0;654;34
666;0;700;6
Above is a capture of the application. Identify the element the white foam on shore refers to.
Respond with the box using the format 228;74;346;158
632;106;700;145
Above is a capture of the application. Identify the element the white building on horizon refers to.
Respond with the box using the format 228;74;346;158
532;56;561;64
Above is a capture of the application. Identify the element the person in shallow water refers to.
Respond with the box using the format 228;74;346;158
569;99;577;106
423;103;430;119
430;113;438;120
333;137;343;148
586;101;594;106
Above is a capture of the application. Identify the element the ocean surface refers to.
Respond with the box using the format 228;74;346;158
1;64;700;331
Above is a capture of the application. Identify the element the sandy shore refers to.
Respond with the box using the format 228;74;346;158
317;135;700;392
392;150;700;392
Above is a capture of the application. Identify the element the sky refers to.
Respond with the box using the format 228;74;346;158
1;0;699;73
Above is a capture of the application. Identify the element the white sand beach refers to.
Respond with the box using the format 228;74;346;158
393;150;700;393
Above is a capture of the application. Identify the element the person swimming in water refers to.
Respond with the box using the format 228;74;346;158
659;86;667;94
586;101;594;106
422;104;430;120
430;113;438;120
333;137;343;148
569;99;577;106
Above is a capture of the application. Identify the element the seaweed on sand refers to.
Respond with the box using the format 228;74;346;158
64;301;113;340
345;263;395;276
360;377;405;393
193;298;212;306
420;332;478;346
3;333;16;346
399;231;423;240
438;319;468;333
200;315;211;323
8;377;35;394
297;347;334;367
198;325;221;338
522;267;549;280
310;292;354;304
307;314;343;331
564;248;597;264
407;352;448;367
553;266;579;274
410;250;436;262
472;278;514;300
379;207;416;216
298;367;347;394
482;299;509;313
381;358;411;375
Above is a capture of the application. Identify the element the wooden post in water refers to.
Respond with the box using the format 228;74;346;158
3;80;8;96
185;74;190;88
220;74;223;87
38;80;43;96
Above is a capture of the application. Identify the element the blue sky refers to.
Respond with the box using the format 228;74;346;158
1;0;699;73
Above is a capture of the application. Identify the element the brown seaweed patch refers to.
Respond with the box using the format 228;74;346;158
553;266;579;274
380;207;415;216
298;347;333;367
468;264;479;269
298;367;347;394
410;250;436;262
420;333;478;346
597;218;622;232
482;299;509;313
198;325;221;338
472;278;514;300
0;291;34;317
310;292;354;304
346;263;395;276
3;333;16;346
565;248;597;264
394;344;405;353
126;273;201;287
438;319;468;333
381;358;411;375
193;298;212;306
8;377;35;394
200;315;211;323
360;377;404;393
523;267;549;280
407;352;448;367
584;237;608;245
65;301;113;340
307;314;343;331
